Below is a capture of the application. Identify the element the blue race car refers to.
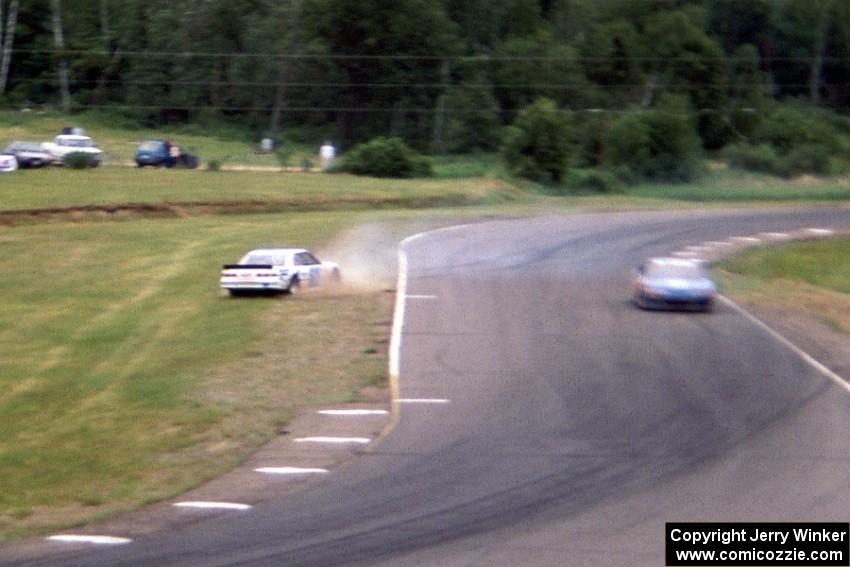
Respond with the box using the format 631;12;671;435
631;257;717;312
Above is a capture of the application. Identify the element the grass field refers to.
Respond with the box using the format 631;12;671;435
0;168;516;213
717;237;850;333
2;166;850;221
632;168;850;202
0;211;404;538
0;110;314;168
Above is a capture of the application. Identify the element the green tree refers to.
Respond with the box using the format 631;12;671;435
304;0;458;147
724;44;767;141
643;10;727;110
642;10;729;148
578;19;643;106
816;1;850;109
708;0;773;56
445;0;507;51
502;97;572;183
609;94;702;181
498;0;544;39
492;31;590;118
550;0;601;43
771;0;838;101
439;75;502;153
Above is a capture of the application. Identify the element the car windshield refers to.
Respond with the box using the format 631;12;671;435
646;263;705;279
60;138;94;147
139;141;162;151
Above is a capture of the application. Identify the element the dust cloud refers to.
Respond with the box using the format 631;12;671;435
318;223;404;292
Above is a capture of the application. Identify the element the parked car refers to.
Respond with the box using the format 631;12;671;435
134;140;199;169
0;154;18;172
220;247;341;296
2;141;52;168
41;134;102;167
631;257;717;312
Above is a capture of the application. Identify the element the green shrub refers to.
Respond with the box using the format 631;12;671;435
565;169;625;194
501;98;572;183
340;137;432;178
732;102;850;176
608;113;651;173
784;144;834;177
608;95;702;182
206;159;223;172
699;112;737;151
724;141;837;178
723;143;781;175
754;104;839;155
63;152;99;169
574;114;610;168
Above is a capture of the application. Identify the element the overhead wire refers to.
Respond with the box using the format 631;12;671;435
11;48;845;63
8;49;840;114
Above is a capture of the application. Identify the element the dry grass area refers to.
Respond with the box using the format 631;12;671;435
719;277;850;333
190;288;394;473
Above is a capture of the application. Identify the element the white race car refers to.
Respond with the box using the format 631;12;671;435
41;134;103;166
220;247;341;296
0;154;18;172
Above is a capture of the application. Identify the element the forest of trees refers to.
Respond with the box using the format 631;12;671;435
1;0;850;178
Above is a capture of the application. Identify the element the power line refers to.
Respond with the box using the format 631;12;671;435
13;48;847;63
1;103;760;115
8;77;816;89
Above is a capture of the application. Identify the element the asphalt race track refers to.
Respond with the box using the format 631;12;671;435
8;207;850;567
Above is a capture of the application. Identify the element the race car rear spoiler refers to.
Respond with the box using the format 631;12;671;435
222;264;273;269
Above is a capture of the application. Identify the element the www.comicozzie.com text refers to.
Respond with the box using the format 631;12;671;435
670;527;847;546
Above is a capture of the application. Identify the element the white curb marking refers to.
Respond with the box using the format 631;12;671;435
173;501;252;511
255;467;329;475
760;232;790;240
389;240;413;403
294;436;371;445
806;228;834;235
405;294;439;300
47;535;132;545
730;236;761;243
318;409;389;416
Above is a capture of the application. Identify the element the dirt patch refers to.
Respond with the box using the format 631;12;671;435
0;194;492;226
